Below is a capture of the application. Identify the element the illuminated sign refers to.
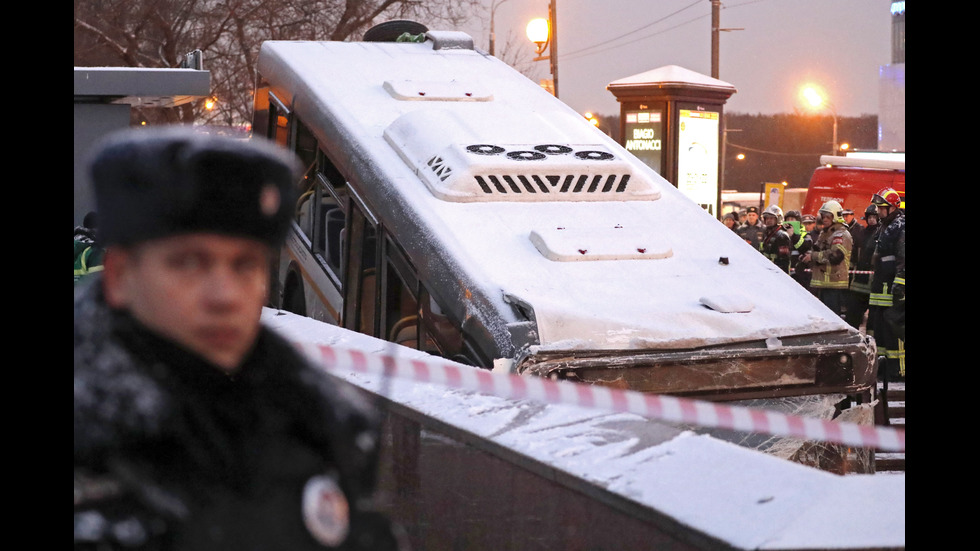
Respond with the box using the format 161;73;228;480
677;109;719;215
624;109;663;174
764;182;785;210
890;2;905;15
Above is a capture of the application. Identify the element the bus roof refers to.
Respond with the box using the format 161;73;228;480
257;35;851;355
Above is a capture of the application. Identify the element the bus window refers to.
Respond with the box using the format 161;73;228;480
418;288;466;362
343;201;379;336
318;190;345;275
382;236;419;348
292;118;349;282
295;118;317;172
384;266;418;348
315;149;348;275
252;84;271;140
252;86;290;148
269;91;290;148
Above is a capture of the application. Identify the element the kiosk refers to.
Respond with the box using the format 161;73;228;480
608;65;735;218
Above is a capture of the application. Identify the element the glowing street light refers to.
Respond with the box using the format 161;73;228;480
800;85;838;155
526;18;550;55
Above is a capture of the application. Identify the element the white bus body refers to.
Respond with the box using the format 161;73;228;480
252;30;876;405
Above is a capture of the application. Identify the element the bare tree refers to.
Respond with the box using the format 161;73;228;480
492;29;541;83
75;0;484;127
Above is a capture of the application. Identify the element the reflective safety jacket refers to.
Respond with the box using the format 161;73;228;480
74;237;105;283
789;230;813;278
870;210;905;307
809;222;852;290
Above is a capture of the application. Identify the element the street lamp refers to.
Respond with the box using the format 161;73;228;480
526;0;558;97
801;85;838;156
526;18;549;55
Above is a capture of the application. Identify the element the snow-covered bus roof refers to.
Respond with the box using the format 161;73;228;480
257;34;853;356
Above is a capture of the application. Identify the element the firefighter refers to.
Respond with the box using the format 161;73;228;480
868;187;905;380
759;205;792;273
802;200;852;318
845;204;880;330
797;214;818;293
887;227;905;340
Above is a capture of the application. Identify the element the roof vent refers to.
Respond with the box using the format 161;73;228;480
384;109;660;203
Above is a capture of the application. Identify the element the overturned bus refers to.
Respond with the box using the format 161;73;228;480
251;29;878;467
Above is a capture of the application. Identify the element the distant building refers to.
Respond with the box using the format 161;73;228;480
879;1;905;152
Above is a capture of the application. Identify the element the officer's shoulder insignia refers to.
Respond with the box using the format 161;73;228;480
302;474;350;547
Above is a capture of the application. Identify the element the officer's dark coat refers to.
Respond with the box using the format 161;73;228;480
74;278;390;550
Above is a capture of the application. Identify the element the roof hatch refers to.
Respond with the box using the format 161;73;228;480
384;79;493;102
529;225;672;262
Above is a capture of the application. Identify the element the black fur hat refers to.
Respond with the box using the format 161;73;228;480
89;127;299;248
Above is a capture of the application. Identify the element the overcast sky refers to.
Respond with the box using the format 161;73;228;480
463;0;897;118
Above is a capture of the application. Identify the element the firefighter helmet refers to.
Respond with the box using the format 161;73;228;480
762;205;784;224
871;187;902;209
863;204;877;219
818;200;844;224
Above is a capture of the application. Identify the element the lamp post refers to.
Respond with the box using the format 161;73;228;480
526;0;558;97
801;85;839;155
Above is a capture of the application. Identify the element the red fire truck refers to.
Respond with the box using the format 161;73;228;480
801;154;905;222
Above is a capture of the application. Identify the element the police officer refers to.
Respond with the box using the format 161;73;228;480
759;205;791;273
74;128;400;550
868;187;905;380
738;206;764;249
802;200;853;318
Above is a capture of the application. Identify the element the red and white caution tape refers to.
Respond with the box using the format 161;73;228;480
799;269;875;274
300;342;905;453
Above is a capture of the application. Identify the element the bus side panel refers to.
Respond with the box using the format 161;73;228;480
281;228;343;325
